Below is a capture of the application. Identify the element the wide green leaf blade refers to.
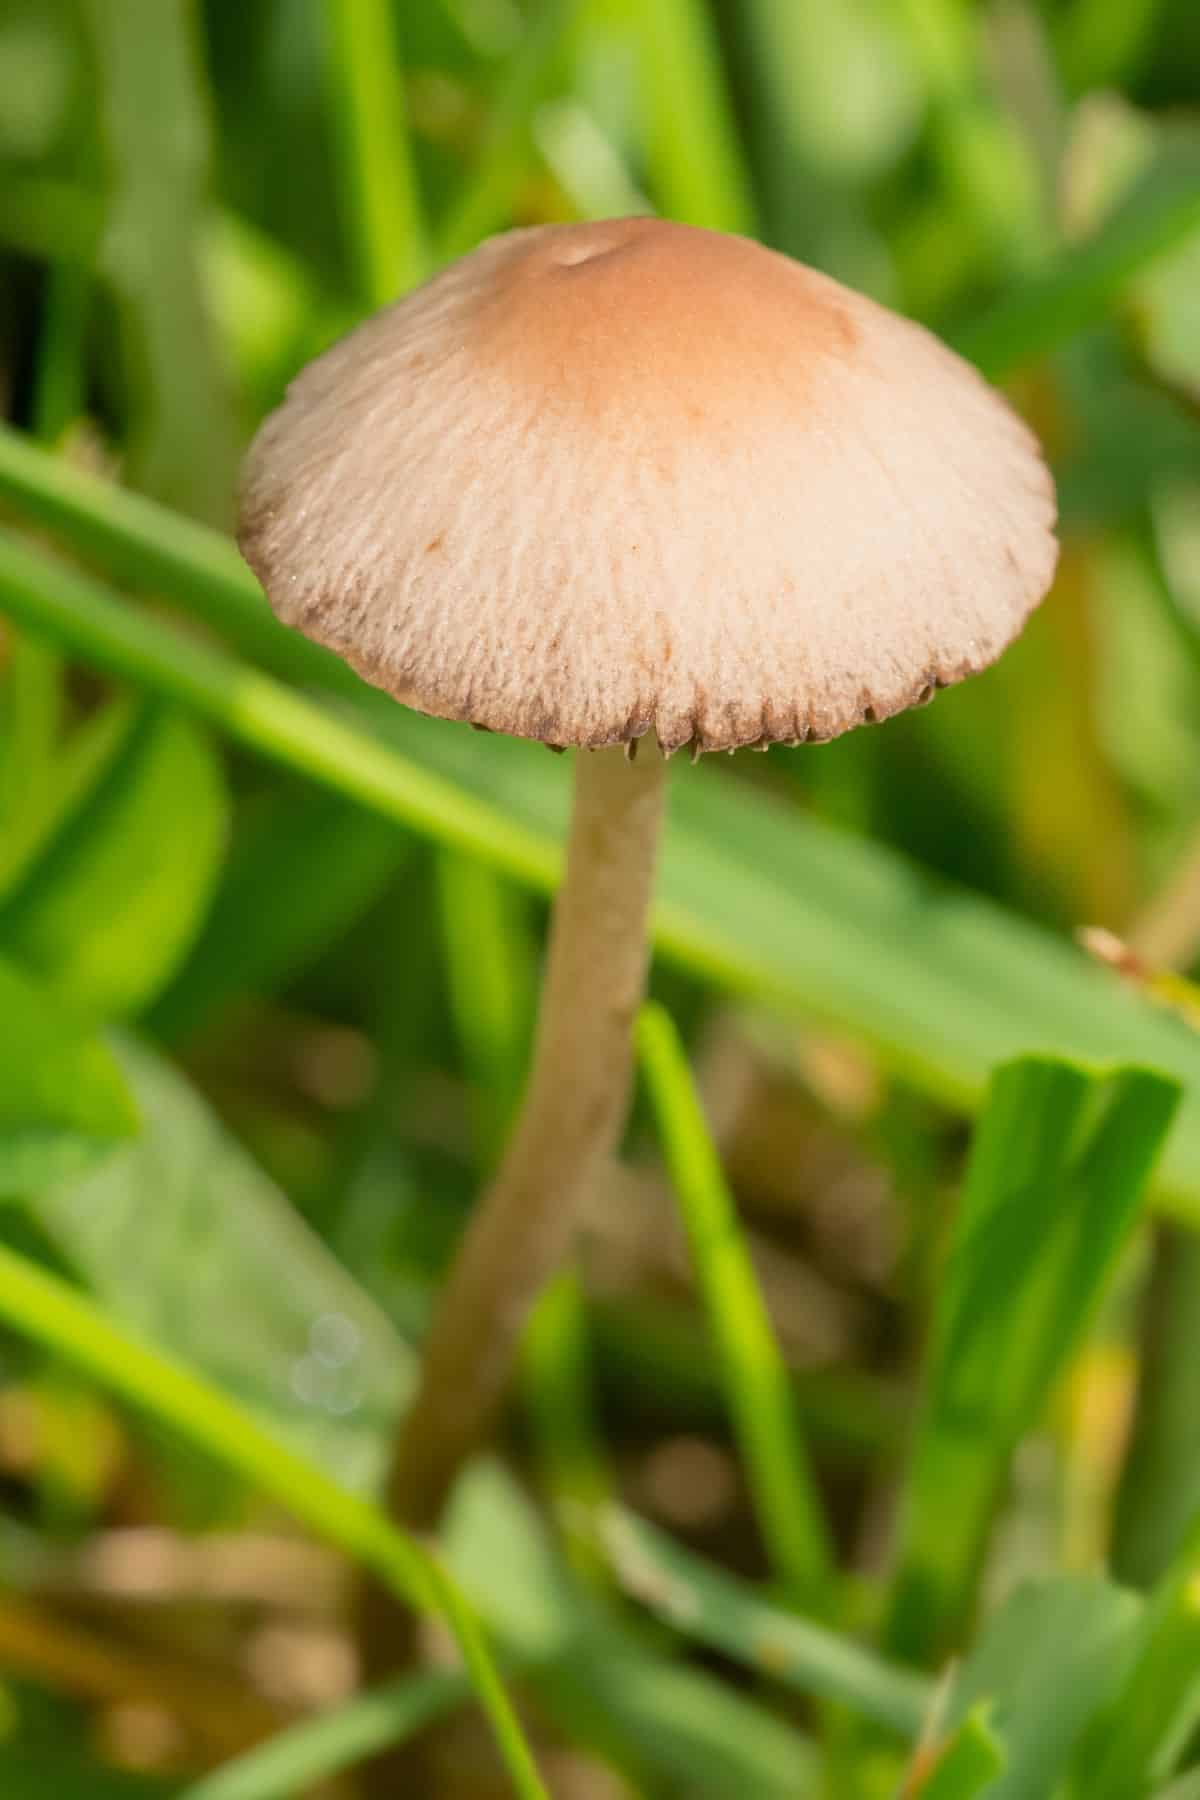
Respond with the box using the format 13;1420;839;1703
885;1057;1179;1661
150;785;406;1042
951;1575;1142;1799
0;704;226;1021
0;954;138;1192
30;1035;410;1492
0;666;131;905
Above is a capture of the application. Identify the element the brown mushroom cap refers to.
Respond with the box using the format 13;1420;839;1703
239;218;1057;755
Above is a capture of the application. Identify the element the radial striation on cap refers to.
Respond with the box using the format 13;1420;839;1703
239;218;1058;755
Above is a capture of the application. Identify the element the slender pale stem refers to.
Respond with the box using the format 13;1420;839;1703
389;743;668;1529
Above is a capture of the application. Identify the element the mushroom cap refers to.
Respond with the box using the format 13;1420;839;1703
239;218;1057;754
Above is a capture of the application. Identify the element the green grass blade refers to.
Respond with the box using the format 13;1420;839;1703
894;0;1046;267
533;97;650;219
1114;1228;1200;1585
437;0;584;260
954;141;1200;378
602;1506;932;1735
448;1461;819;1797
0;1238;546;1800
522;1272;615;1591
160;796;404;1039
0;954;138;1192
735;0;903;275
179;1671;469;1800
425;1572;549;1800
921;1709;1006;1798
0;428;335;687
31;1035;411;1491
1074;1510;1200;1800
0;529;558;889
885;1056;1180;1663
0;704;227;1020
0;1235;428;1591
150;787;405;1042
949;1574;1141;1800
0;631;65;894
78;0;239;524
1053;0;1167;93
635;0;757;234
636;1001;833;1605
0;174;100;265
435;852;534;1163
322;0;430;301
32;263;90;445
0;1746;164;1799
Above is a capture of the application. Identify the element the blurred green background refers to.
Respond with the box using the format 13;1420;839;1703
1;0;1200;1795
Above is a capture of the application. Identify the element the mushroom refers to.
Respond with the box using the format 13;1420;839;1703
238;217;1057;1529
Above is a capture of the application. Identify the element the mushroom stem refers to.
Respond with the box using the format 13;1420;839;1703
388;742;668;1529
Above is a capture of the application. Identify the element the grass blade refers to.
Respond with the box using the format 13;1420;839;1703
917;1709;1006;1798
0;1238;546;1799
602;1506;932;1735
635;0;757;234
636;1001;833;1605
32;263;90;445
1074;1508;1200;1799
322;0;430;301
437;0;584;260
0;529;558;888
149;786;405;1042
949;1573;1142;1799
435;852;534;1163
448;1460;819;1797
954;141;1200;378
0;705;226;1020
31;1035;411;1492
179;1671;469;1800
0;631;65;893
885;1056;1180;1663
521;1272;615;1590
78;0;239;524
1114;1228;1200;1584
0;954;138;1191
0;427;350;688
